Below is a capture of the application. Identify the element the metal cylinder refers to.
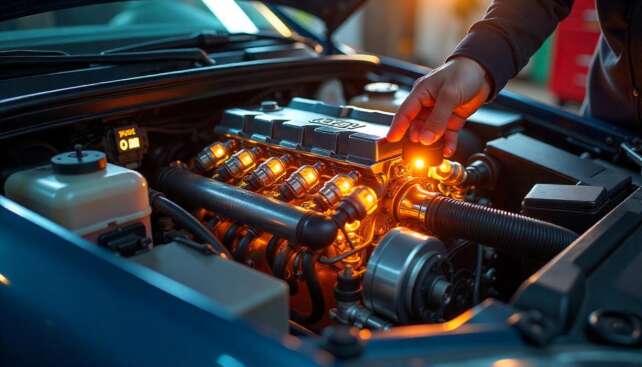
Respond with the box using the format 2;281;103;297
362;228;451;323
157;166;338;249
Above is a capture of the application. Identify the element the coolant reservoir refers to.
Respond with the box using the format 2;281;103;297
4;147;151;243
349;82;409;113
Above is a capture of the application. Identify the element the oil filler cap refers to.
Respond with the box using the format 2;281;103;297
51;145;107;174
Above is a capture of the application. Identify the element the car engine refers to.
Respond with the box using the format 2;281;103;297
3;86;632;336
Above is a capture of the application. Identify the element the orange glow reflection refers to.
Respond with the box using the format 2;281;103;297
376;309;475;338
492;359;523;367
0;273;10;286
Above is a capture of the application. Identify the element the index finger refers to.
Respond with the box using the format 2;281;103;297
386;86;436;142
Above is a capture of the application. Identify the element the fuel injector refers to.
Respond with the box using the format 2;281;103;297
244;154;292;190
214;146;262;182
278;162;325;201
313;171;361;210
332;185;378;227
194;140;237;173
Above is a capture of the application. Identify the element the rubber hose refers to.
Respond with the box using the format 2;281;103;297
291;250;325;324
266;236;283;270
272;245;291;279
425;196;578;259
235;231;257;262
149;190;232;258
222;224;240;250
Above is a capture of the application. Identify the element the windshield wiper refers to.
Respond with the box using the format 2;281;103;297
0;49;69;57
0;48;214;67
102;30;300;54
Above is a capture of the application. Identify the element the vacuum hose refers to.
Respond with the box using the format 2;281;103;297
424;195;578;259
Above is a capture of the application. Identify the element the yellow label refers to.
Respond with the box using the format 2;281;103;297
117;127;137;139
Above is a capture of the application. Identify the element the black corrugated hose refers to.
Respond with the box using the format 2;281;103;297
424;196;578;259
149;189;233;259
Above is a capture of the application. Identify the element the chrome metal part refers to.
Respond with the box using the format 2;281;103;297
362;227;451;323
394;182;439;223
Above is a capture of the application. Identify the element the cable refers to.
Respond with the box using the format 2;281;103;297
149;189;231;258
290;250;325;324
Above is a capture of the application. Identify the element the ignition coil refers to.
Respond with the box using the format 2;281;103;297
278;162;325;201
214;146;262;182
194;140;237;172
245;154;292;190
313;171;361;210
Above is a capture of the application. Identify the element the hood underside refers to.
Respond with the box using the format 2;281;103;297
0;0;366;32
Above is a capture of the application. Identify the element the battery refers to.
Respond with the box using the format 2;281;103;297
522;184;608;232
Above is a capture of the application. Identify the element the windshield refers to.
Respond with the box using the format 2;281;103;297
0;0;292;53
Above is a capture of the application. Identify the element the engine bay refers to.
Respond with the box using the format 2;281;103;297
1;75;636;337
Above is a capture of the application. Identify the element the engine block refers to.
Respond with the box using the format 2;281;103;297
152;98;575;332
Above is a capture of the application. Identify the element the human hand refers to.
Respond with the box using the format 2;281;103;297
386;57;491;157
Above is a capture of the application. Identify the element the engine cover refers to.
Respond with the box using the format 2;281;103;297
215;98;403;165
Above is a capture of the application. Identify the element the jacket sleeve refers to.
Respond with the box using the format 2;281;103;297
448;0;574;97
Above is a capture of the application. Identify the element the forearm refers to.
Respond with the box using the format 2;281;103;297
449;0;574;97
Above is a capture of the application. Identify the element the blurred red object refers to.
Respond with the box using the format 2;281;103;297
549;0;600;105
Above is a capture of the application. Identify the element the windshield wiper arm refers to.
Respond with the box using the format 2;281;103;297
102;30;297;54
0;49;69;57
0;48;214;67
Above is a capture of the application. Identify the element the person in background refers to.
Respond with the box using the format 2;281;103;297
387;1;642;156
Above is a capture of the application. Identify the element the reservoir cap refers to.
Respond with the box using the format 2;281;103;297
51;145;107;174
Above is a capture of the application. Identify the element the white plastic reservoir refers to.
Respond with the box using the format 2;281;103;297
4;148;151;242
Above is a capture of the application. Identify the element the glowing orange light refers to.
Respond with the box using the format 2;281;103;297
211;145;226;158
266;158;284;175
270;161;283;174
413;158;425;170
344;220;360;232
341;181;352;192
353;186;378;215
358;329;372;340
300;166;319;185
238;150;254;167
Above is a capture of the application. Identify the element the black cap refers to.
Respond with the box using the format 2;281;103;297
402;139;444;167
51;145;107;174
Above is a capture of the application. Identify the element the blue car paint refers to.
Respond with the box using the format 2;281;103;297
0;195;325;366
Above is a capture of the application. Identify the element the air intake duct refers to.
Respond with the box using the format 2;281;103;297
156;166;337;250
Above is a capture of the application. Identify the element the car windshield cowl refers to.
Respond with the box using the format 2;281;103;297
101;30;306;54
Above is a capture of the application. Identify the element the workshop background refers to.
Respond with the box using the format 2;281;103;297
325;0;600;112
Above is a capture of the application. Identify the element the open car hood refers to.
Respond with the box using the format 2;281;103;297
0;0;366;33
